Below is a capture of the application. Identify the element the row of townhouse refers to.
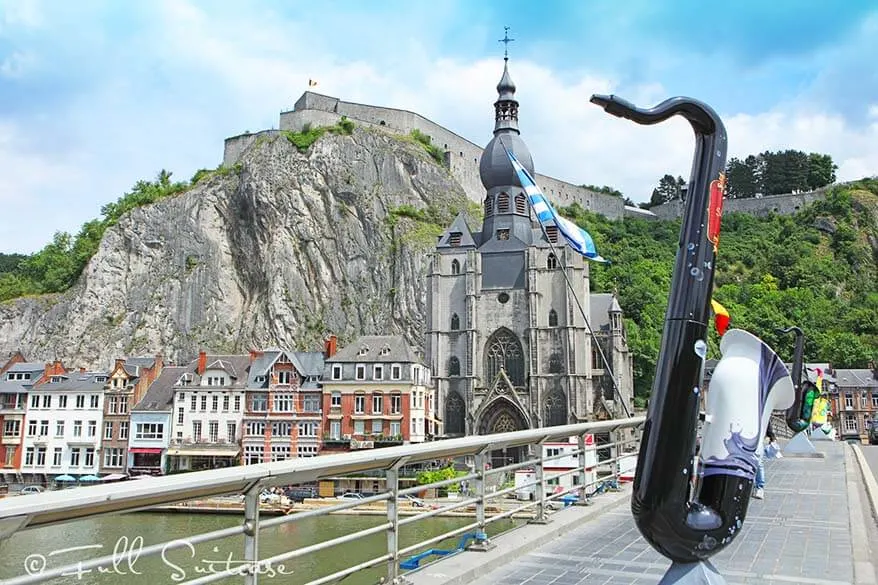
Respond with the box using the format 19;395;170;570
1;335;438;482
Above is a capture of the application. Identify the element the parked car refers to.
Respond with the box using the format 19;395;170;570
869;420;878;445
338;492;364;500
284;487;317;503
20;486;45;495
400;494;426;507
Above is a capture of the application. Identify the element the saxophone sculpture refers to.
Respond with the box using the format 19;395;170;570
778;326;819;433
590;94;795;582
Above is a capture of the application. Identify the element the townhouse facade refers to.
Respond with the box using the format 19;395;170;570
128;366;184;475
830;365;878;443
321;335;437;453
1;360;69;479
242;348;325;465
167;352;248;472
20;371;107;480
100;355;163;474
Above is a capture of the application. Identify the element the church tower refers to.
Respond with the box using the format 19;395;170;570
425;54;625;463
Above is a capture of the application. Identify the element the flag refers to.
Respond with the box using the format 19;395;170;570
711;299;730;336
504;147;606;262
309;79;318;87
815;368;823;392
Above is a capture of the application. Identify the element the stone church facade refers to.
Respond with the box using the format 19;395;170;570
425;58;634;448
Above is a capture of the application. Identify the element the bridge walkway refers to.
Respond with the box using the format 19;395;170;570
409;441;878;585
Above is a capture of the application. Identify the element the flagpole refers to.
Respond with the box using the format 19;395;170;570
499;139;632;419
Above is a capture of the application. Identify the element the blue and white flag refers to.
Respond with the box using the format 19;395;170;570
504;148;606;262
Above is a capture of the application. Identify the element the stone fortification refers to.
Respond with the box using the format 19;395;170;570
223;92;625;220
649;189;828;220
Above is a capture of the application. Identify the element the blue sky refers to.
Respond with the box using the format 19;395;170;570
1;0;877;253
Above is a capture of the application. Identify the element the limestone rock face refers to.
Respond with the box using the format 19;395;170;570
0;128;473;368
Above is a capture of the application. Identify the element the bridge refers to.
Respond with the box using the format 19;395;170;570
0;417;876;585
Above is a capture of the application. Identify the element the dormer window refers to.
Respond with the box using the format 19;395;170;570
95;376;107;383
51;376;62;383
254;375;266;383
357;346;369;357
449;232;462;247
546;225;559;244
331;365;342;380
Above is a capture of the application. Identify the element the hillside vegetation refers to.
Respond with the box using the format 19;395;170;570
564;178;878;403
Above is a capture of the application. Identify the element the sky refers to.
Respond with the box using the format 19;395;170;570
1;0;877;253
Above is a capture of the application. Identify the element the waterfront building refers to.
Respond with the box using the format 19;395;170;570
321;335;436;453
241;348;325;465
831;364;878;443
425;57;634;465
0;360;46;477
167;352;249;472
128;366;186;476
20;370;107;480
100;355;163;475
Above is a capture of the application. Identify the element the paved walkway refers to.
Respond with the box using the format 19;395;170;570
412;441;878;585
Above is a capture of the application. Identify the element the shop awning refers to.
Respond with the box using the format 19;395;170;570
128;448;163;454
166;448;240;457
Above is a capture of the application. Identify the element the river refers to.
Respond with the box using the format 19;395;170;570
0;511;521;585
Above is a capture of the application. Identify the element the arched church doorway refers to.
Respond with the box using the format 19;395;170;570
477;399;529;468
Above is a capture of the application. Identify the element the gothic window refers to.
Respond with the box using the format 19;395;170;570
445;392;465;435
450;313;460;331
515;193;527;214
484;195;493;217
546;225;559;243
492;413;519;433
548;352;563;374
451;259;460;275
548;309;558;327
448;356;460;376
484;328;524;387
544;390;567;427
547;253;558;270
498;192;510;213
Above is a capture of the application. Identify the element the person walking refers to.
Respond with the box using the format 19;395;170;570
753;425;778;500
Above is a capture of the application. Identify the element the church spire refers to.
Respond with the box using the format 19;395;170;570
494;27;519;133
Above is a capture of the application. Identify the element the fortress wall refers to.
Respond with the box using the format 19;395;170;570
223;130;281;167
649;189;827;220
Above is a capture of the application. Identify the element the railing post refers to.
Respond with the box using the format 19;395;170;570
385;457;410;585
467;447;495;551
609;427;619;482
529;438;551;525
242;485;260;585
576;433;592;506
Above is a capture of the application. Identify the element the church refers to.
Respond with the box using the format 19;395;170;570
425;57;635;454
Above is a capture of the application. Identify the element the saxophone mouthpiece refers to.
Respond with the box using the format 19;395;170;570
589;94;639;119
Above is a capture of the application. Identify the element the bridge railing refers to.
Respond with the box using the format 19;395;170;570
0;417;644;585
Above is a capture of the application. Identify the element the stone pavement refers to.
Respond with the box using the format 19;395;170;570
410;441;878;585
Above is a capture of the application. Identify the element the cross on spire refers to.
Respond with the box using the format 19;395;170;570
499;26;515;60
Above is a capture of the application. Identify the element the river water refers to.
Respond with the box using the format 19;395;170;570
0;511;520;585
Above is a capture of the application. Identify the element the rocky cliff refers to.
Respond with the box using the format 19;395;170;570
0;127;475;368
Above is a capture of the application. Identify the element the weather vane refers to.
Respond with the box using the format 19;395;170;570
499;26;515;60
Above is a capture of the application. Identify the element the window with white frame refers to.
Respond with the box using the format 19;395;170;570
303;394;320;412
843;415;858;432
371;420;383;434
73;420;82;437
42;395;51;408
272;421;291;437
89;395;99;408
24;447;34;466
845;394;853;408
391;394;401;414
193;421;202;442
244;445;263;465
39;420;48;436
27;420;36;436
271;445;290;462
391;365;401;380
297;422;318;437
119;421;129;440
354;420;365;435
374;365;383;380
30;394;38;408
234;396;241;411
35;447;46;466
223;395;230;411
136;423;164;440
246;421;265;436
356;365;366;380
52;448;62;466
227;422;237;442
103;448;124;468
4;446;15;465
76;395;85;409
200;396;208;411
208;421;218;442
70;448;80;466
331;365;342;380
87;421;96;437
3;420;20;438
329;421;341;439
205;376;227;386
354;395;365;414
84;448;95;467
54;420;63;437
190;395;197;411
58;395;67;408
331;392;342;408
372;394;383;414
862;393;869;408
390;421;401;437
273;394;294;412
104;422;113;440
297;445;318;458
250;394;268;412
212;395;219;412
177;408;184;424
277;371;291;385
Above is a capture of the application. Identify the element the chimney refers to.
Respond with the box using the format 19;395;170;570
249;349;264;363
324;335;338;358
197;351;207;375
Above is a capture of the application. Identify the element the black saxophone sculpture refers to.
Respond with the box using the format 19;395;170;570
778;326;818;433
590;94;796;573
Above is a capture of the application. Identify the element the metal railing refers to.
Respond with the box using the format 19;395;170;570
0;417;643;585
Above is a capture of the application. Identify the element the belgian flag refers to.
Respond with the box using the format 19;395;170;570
711;299;730;336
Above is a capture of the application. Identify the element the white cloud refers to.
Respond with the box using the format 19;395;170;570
1;1;876;254
0;0;43;31
0;50;35;77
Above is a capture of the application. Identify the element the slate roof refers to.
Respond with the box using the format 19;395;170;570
589;294;613;331
37;372;108;392
246;349;325;389
834;369;878;389
132;366;186;412
436;213;478;249
0;380;30;394
177;354;252;388
6;362;45;373
327;335;423;364
293;352;325;378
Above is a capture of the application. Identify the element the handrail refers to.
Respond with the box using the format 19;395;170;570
0;417;642;534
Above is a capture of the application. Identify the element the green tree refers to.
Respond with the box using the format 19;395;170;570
649;174;685;207
806;153;837;190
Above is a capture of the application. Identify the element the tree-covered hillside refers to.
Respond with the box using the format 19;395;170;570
564;179;878;404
